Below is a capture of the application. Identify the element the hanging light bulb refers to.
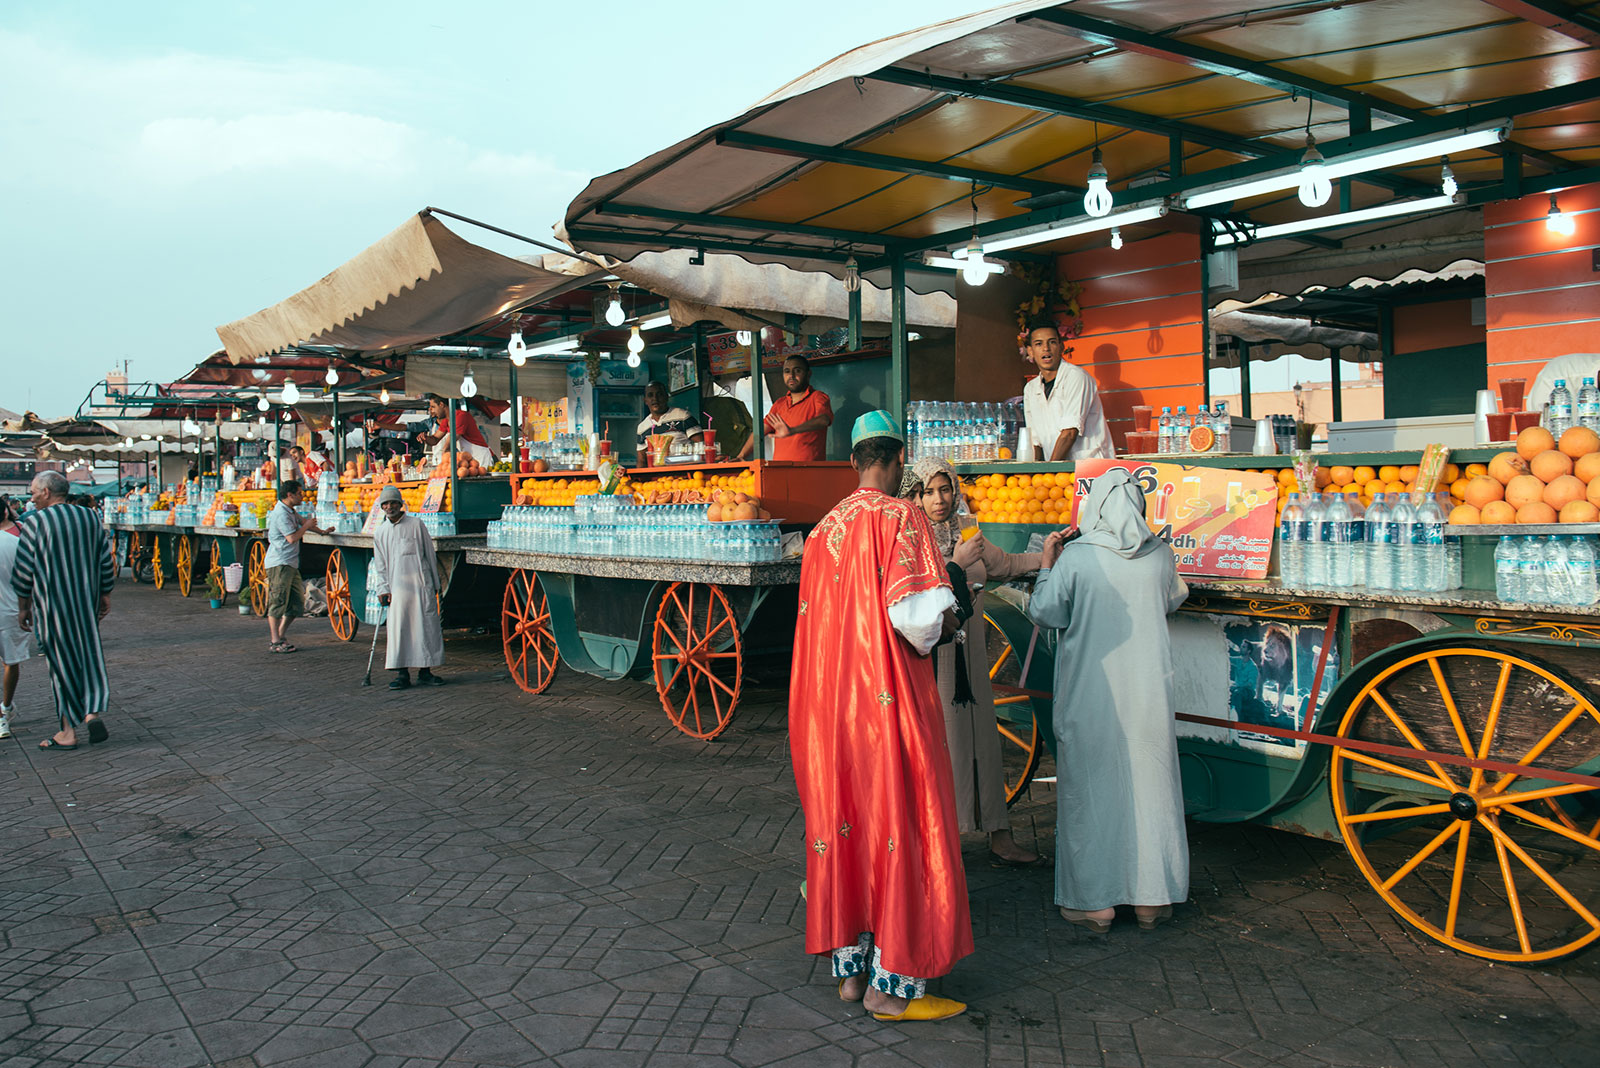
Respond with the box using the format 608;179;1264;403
844;256;861;293
627;326;645;355
281;378;301;404
257;395;270;412
460;366;478;398
324;366;339;386
736;330;752;346
230;407;241;421
257;416;266;426
1083;147;1113;217
1298;137;1332;207
950;239;991;287
1547;193;1576;236
1110;227;1124;250
1440;157;1458;198
380;386;391;405
508;329;527;366
604;290;626;327
627;351;642;369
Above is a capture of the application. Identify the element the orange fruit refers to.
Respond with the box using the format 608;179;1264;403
1531;449;1574;482
1353;466;1376;484
1313;468;1333;489
1329;466;1354;486
1480;500;1516;524
1385;480;1407;494
1463;476;1504;509
1575;453;1600;484
1561;426;1600;459
1448;504;1481;525
1378;465;1401;482
1044;510;1061;524
1518;426;1558;460
1449;477;1469;500
1017;475;1033;489
1464;463;1488;480
1488;451;1529;485
998;447;1013;460
1399;465;1420;484
1364;479;1386;498
1516;501;1558;524
1442;463;1461;484
1339;482;1361;495
1544;474;1587;511
1189;425;1216;452
1276;469;1296;485
1560;501;1599;523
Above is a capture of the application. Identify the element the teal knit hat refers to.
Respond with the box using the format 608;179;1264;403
850;410;904;446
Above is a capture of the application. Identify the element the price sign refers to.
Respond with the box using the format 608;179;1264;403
421;478;449;513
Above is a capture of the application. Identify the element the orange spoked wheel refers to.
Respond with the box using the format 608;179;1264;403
652;582;742;741
502;569;557;694
1331;646;1600;963
326;548;358;641
151;537;166;591
109;533;122;581
248;539;268;617
175;535;195;597
985;612;1044;805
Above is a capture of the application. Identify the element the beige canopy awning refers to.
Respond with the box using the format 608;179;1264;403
216;213;601;363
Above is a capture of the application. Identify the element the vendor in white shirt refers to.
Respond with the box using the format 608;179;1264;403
1021;320;1116;462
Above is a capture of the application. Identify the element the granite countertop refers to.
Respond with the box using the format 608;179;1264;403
1186;577;1600;618
303;532;486;550
193;525;245;536
111;522;191;533
464;548;802;587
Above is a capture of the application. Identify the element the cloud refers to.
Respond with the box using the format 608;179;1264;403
137;111;421;179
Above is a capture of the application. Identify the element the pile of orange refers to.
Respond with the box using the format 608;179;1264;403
963;471;1075;526
515;477;604;507
1262;461;1471;521
706;490;771;522
1449;426;1600;525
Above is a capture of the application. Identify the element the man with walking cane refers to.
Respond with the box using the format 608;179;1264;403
369;485;445;690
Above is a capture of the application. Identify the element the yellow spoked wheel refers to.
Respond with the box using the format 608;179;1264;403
128;532;146;583
1331;646;1600;963
248;539;268;617
208;538;226;605
175;535;194;597
151;537;166;591
985;612;1044;805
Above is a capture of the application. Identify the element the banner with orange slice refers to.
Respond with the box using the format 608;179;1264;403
1072;459;1278;579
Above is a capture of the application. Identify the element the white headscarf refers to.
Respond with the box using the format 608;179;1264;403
898;456;962;558
1074;468;1160;560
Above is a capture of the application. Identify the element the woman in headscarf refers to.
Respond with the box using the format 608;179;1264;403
900;457;1044;866
1028;467;1189;932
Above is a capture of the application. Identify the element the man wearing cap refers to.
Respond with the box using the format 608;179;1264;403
370;485;445;689
788;409;972;1024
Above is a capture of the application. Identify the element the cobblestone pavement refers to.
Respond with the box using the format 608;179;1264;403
2;581;1598;1067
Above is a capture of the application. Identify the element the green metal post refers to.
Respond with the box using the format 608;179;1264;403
890;257;908;426
1330;347;1343;423
508;362;519;468
447;398;459;513
332;390;342;472
750;333;765;461
1238;342;1253;419
847;286;862;351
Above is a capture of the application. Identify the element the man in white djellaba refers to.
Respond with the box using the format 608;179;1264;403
370;485;446;690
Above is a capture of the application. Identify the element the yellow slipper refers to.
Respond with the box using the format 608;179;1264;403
870;995;967;1022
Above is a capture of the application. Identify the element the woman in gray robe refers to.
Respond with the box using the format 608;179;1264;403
899;457;1043;866
1028;468;1189;931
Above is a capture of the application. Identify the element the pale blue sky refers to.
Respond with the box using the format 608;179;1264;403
1;0;984;417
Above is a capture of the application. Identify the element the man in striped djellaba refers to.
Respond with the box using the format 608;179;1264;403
12;471;115;751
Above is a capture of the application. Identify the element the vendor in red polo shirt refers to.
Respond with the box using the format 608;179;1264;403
744;355;833;461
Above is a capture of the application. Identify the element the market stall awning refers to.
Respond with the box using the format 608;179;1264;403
216;212;601;362
564;1;1600;279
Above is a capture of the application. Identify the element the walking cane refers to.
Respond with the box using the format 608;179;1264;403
361;605;386;687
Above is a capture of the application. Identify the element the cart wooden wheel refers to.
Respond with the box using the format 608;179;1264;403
652;582;742;741
1331;646;1600;963
986;612;1044;805
175;534;195;597
109;533;122;581
151;537;166;591
128;532;145;583
325;549;358;641
208;538;226;606
247;539;268;617
502;569;557;694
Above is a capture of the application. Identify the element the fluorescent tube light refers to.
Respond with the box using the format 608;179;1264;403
982;201;1167;254
1183;125;1509;210
637;314;672;330
1211;195;1459;246
527;339;582;356
922;253;1005;274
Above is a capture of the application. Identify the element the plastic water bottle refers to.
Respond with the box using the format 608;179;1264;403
1344;493;1366;587
1174;406;1191;453
1571;535;1599;605
1366;494;1394;591
1278;493;1305;586
1212;400;1230;449
1437;493;1461;590
1580;377;1600;433
1158;407;1174;454
1391;496;1418;591
1324;493;1353;587
1303;493;1328;587
1495;535;1519;603
1520;536;1546;604
1197;404;1212;447
1548;379;1574;439
1414;494;1446;592
1546;534;1573;605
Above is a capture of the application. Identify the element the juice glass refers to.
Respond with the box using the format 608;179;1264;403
1498;378;1527;412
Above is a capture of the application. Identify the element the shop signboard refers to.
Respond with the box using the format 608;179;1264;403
1071;458;1276;579
420;477;449;513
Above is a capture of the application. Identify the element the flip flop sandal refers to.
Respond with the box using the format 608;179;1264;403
272;643;298;654
86;719;109;744
38;737;78;751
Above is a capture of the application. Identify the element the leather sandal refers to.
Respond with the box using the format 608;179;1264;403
1060;907;1114;933
1135;905;1173;930
870;995;967;1022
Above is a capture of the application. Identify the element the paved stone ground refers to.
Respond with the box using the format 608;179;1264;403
2;581;1598;1067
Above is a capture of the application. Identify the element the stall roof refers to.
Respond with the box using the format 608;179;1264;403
563;1;1600;279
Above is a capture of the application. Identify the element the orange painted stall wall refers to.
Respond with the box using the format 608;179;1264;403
1484;183;1600;393
1392;299;1481;356
1056;232;1207;452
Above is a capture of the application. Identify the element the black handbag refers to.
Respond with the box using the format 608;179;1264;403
934;562;977;704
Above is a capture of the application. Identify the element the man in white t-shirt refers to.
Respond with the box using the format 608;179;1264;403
1021;321;1116;462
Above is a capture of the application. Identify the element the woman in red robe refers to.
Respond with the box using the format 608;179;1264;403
789;411;972;1023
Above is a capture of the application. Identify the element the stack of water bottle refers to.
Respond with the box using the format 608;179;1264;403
417;512;457;538
1279;490;1462;593
487;495;783;563
362;561;384;625
523;436;589;471
1156;402;1230;454
904;401;1022;463
1495;535;1600;606
1542;377;1600;438
314;472;342;530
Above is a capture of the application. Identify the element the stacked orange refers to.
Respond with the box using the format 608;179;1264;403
1264;461;1469;520
964;471;1074;526
1449;426;1600;525
516;478;604;507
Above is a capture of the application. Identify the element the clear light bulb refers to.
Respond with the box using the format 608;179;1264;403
460;366;478;398
508;329;527;366
844;256;861;293
960;241;990;286
736;330;752;346
604;294;626;327
257;395;270;411
1440;158;1458;198
380;387;390;405
281;379;301;404
626;351;641;369
1110;227;1123;250
1298;140;1331;207
627;327;645;354
1547;194;1576;236
324;366;339;386
1083;148;1113;217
